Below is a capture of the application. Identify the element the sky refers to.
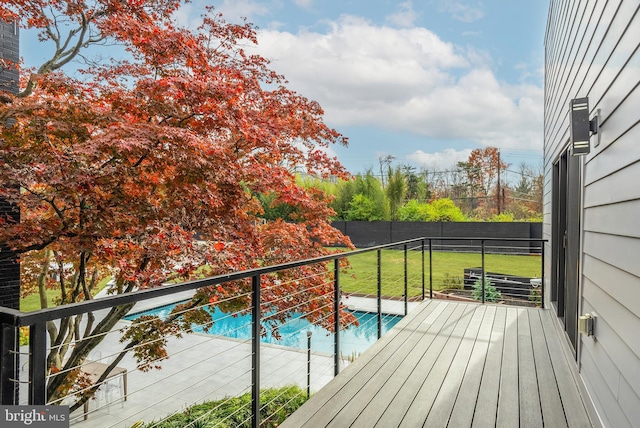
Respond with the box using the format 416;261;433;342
21;0;550;181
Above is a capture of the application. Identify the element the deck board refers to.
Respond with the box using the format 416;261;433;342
496;307;519;428
472;305;506;428
281;300;596;428
398;303;476;427
518;308;544;427
289;299;444;426
529;309;568;428
539;308;592;428
348;301;455;428
373;302;465;427
448;305;496;428
423;304;486;428
326;302;450;427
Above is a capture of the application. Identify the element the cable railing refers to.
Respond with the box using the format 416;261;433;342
0;236;545;427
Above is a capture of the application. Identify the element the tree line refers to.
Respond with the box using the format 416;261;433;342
278;147;543;223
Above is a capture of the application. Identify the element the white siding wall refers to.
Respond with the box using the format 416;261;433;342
544;1;640;427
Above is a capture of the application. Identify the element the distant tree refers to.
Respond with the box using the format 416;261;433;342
346;194;382;221
456;147;509;215
402;164;429;201
529;171;543;215
505;162;542;220
332;179;357;219
465;147;508;198
512;162;533;197
378;154;394;187
386;166;406;220
353;170;390;220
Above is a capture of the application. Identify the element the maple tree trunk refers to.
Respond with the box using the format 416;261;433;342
46;303;134;403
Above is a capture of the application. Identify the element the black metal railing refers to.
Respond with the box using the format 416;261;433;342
0;237;545;427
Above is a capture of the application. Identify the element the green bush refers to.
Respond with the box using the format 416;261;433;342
141;386;307;428
471;278;502;302
430;198;467;221
440;273;463;290
397;198;467;222
487;212;515;222
397;199;434;221
347;194;387;221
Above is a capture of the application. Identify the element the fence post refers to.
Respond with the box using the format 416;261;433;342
251;275;261;428
29;322;47;405
404;244;408;316
334;258;340;376
1;323;18;405
481;240;486;304
377;250;382;339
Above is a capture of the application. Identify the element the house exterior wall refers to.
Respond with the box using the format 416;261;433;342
544;1;640;427
0;21;20;310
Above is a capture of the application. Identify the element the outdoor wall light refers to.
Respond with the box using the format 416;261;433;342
578;313;595;336
570;97;599;156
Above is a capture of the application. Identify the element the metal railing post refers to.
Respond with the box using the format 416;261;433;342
541;240;546;309
404;244;408;316
306;331;312;399
251;275;261;428
334;258;340;376
421;240;425;300
29;322;47;405
377;249;382;340
429;239;433;299
1;323;18;405
481;240;486;304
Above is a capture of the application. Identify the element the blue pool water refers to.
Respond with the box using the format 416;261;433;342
125;302;402;355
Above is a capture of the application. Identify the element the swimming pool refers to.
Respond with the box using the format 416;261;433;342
125;302;402;355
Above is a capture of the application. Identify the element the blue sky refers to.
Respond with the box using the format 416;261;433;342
21;0;549;180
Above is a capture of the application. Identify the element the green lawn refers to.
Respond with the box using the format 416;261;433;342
335;248;542;298
20;290;62;312
20;278;110;312
19;250;541;310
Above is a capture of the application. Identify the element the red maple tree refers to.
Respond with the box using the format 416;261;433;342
0;1;353;410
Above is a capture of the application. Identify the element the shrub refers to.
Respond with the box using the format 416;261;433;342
141;386;307;428
471;278;501;302
529;287;542;306
487;212;515;222
430;198;467;222
440;273;463;290
397;199;434;221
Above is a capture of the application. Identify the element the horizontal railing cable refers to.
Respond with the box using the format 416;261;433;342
2;236;547;426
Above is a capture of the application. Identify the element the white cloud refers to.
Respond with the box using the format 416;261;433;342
408;148;472;169
253;16;543;152
385;1;420;28
214;0;272;21
293;0;314;9
438;0;484;23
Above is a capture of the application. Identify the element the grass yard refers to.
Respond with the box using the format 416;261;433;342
335;248;542;298
20;278;110;312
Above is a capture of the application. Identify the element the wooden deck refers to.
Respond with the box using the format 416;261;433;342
282;300;596;428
